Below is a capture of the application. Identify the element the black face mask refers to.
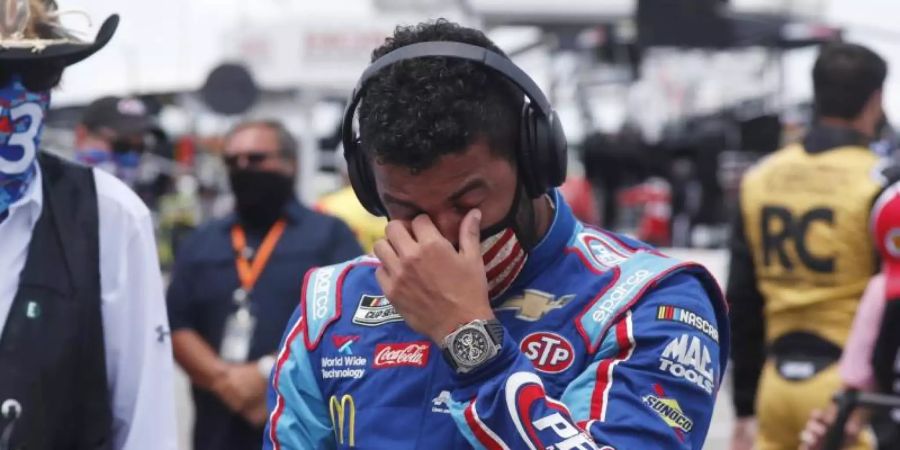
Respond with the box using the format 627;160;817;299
228;169;294;230
479;184;541;250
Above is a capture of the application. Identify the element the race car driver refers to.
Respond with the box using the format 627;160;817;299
264;20;729;449
728;42;897;450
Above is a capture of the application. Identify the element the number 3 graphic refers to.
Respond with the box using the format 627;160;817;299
0;102;44;173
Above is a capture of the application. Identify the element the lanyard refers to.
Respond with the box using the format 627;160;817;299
230;219;287;297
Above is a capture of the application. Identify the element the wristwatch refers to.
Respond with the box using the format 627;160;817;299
441;319;504;374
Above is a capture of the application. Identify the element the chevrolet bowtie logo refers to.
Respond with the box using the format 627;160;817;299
496;290;574;321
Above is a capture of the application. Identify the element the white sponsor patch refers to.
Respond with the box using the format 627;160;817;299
431;390;452;414
352;295;403;326
533;412;599;450
311;266;336;321
658;334;715;395
591;269;651;323
583;234;629;270
320;354;368;379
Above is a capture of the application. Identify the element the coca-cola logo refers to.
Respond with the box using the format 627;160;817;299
520;332;575;374
373;342;430;368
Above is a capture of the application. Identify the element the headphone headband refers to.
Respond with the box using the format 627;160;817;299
343;41;554;145
342;39;567;217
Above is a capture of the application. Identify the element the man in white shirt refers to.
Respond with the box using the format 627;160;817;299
0;2;177;449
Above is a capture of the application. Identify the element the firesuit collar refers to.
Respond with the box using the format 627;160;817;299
499;189;574;298
803;124;871;154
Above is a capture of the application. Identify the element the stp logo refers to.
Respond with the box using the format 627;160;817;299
520;332;575;373
373;342;430;368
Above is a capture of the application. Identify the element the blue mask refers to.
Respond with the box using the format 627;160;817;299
76;148;142;186
0;77;50;216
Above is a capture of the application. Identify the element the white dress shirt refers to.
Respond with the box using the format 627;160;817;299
0;165;178;450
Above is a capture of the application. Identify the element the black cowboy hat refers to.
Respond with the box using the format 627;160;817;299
0;0;118;67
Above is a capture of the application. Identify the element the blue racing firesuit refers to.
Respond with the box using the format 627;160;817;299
264;190;729;449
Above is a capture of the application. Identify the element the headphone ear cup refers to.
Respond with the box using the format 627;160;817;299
531;109;551;191
345;141;387;217
518;104;542;198
545;111;568;188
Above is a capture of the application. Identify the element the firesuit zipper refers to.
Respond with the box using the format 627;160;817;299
0;399;21;450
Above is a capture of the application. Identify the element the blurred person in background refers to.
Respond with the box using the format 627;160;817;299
73;95;160;189
315;155;386;253
156;174;202;270
728;42;899;450
167;119;361;450
0;1;177;449
799;182;900;450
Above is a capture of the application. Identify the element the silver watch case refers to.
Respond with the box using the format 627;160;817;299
442;319;502;374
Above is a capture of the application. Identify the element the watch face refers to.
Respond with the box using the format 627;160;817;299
452;328;491;367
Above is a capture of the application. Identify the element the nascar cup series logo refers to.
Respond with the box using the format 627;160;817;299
352;295;403;326
373;342;430;368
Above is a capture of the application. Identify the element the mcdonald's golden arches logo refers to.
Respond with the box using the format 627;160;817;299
329;394;355;446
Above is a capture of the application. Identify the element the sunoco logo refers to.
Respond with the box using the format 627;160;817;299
643;393;693;433
591;269;651;323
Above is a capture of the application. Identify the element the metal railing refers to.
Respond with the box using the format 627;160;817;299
824;390;900;450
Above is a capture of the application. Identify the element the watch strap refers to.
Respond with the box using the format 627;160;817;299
484;319;504;346
442;345;460;371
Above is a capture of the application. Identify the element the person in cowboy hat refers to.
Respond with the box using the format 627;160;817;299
0;1;177;449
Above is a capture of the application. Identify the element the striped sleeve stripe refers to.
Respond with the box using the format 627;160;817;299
589;311;635;421
463;399;511;450
267;312;307;450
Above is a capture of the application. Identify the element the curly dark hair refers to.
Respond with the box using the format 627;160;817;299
357;19;524;173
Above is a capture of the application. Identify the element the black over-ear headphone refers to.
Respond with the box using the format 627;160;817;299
342;41;568;217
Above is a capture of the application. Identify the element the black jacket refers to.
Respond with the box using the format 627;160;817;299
0;152;111;449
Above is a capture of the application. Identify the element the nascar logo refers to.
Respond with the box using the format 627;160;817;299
656;305;719;343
